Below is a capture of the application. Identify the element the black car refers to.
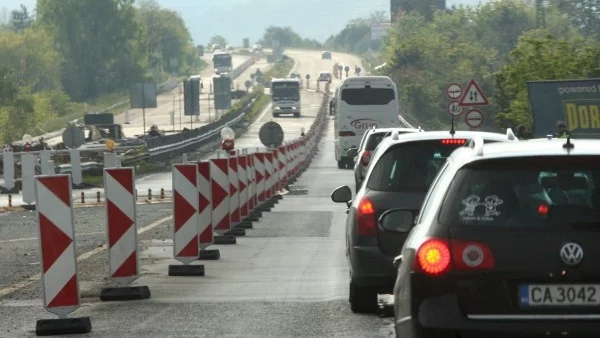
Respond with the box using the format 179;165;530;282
350;127;423;192
380;137;600;337
330;130;518;314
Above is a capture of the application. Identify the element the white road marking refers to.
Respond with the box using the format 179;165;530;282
0;215;173;299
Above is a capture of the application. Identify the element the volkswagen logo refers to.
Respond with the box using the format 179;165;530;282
560;243;584;266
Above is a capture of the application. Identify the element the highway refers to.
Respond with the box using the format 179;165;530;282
0;49;398;337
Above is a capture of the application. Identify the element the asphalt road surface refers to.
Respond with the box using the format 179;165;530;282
0;50;396;337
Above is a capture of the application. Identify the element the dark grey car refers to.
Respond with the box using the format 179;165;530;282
331;130;518;314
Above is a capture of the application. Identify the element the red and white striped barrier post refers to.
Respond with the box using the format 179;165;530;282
246;152;260;220
169;164;205;276
210;157;237;245
277;145;287;192
254;152;266;203
261;152;275;210
101;167;151;301
34;175;91;335
272;149;282;198
227;153;246;236
235;151;253;229
198;161;220;260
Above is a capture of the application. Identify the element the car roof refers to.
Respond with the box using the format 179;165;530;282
449;137;600;169
377;130;515;148
367;127;422;135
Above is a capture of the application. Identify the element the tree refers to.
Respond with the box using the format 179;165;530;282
494;30;600;129
208;35;227;47
36;0;144;100
9;4;33;32
550;0;600;40
259;26;303;48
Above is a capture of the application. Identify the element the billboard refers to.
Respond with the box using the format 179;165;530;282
528;79;600;138
370;23;391;41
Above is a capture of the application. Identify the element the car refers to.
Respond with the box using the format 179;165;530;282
350;127;424;192
322;51;332;59
378;135;600;337
330;129;518;314
318;71;332;83
225;44;234;51
290;73;301;79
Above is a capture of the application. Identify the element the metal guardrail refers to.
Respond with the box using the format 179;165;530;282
144;55;262;162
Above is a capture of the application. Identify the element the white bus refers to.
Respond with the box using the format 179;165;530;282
271;78;301;118
213;50;233;74
334;76;400;169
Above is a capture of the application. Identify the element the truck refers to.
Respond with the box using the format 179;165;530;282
212;50;233;75
271;78;301;118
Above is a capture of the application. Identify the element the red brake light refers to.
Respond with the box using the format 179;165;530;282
339;131;356;137
537;203;549;216
414;238;495;276
416;239;451;275
360;151;371;166
356;197;376;236
441;139;467;145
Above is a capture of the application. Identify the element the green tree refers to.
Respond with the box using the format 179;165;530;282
208;35;228;47
36;0;144;100
9;4;33;32
550;0;600;40
494;30;600;129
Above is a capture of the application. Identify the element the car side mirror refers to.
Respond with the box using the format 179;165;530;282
378;209;418;233
331;185;352;203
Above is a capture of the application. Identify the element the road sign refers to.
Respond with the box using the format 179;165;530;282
62;126;85;148
259;121;284;148
459;79;489;106
465;109;484;128
447;101;463;117
446;83;462;100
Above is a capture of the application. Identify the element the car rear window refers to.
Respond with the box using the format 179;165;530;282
365;131;417;151
366;139;466;192
341;88;395;105
438;156;600;229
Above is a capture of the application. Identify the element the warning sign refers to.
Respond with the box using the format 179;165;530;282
459;79;489;107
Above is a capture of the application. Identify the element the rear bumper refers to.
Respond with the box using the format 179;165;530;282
410;293;600;335
350;246;396;292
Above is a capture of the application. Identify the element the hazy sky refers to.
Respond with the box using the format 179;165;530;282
0;0;490;45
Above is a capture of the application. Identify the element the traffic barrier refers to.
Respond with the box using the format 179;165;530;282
169;163;205;276
263;152;274;206
254;153;266;203
34;174;92;336
246;153;261;221
226;154;246;236
271;149;282;199
210;158;236;244
198;161;220;260
235;152;254;229
100;167;151;301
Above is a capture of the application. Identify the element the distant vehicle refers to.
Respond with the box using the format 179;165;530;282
225;44;234;51
322;51;332;60
211;44;222;52
252;44;263;53
334;76;400;169
271;78;301;118
290;73;301;79
212;50;233;74
331;129;518;314
318;71;332;83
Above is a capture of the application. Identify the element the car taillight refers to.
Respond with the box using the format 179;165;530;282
414;238;495;276
360;151;371;166
416;239;451;275
451;240;495;270
356;197;376;236
339;131;356;137
441;139;466;145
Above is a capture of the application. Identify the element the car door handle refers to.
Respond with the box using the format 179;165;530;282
393;255;403;269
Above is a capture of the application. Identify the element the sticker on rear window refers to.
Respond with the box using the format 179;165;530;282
460;195;504;221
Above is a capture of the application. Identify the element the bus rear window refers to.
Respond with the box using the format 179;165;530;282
438;156;600;229
341;88;395;105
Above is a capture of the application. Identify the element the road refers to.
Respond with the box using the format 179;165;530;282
0;50;397;337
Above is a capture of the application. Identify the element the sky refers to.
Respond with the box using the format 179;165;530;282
0;0;490;45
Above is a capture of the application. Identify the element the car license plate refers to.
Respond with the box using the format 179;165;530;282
519;284;600;306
